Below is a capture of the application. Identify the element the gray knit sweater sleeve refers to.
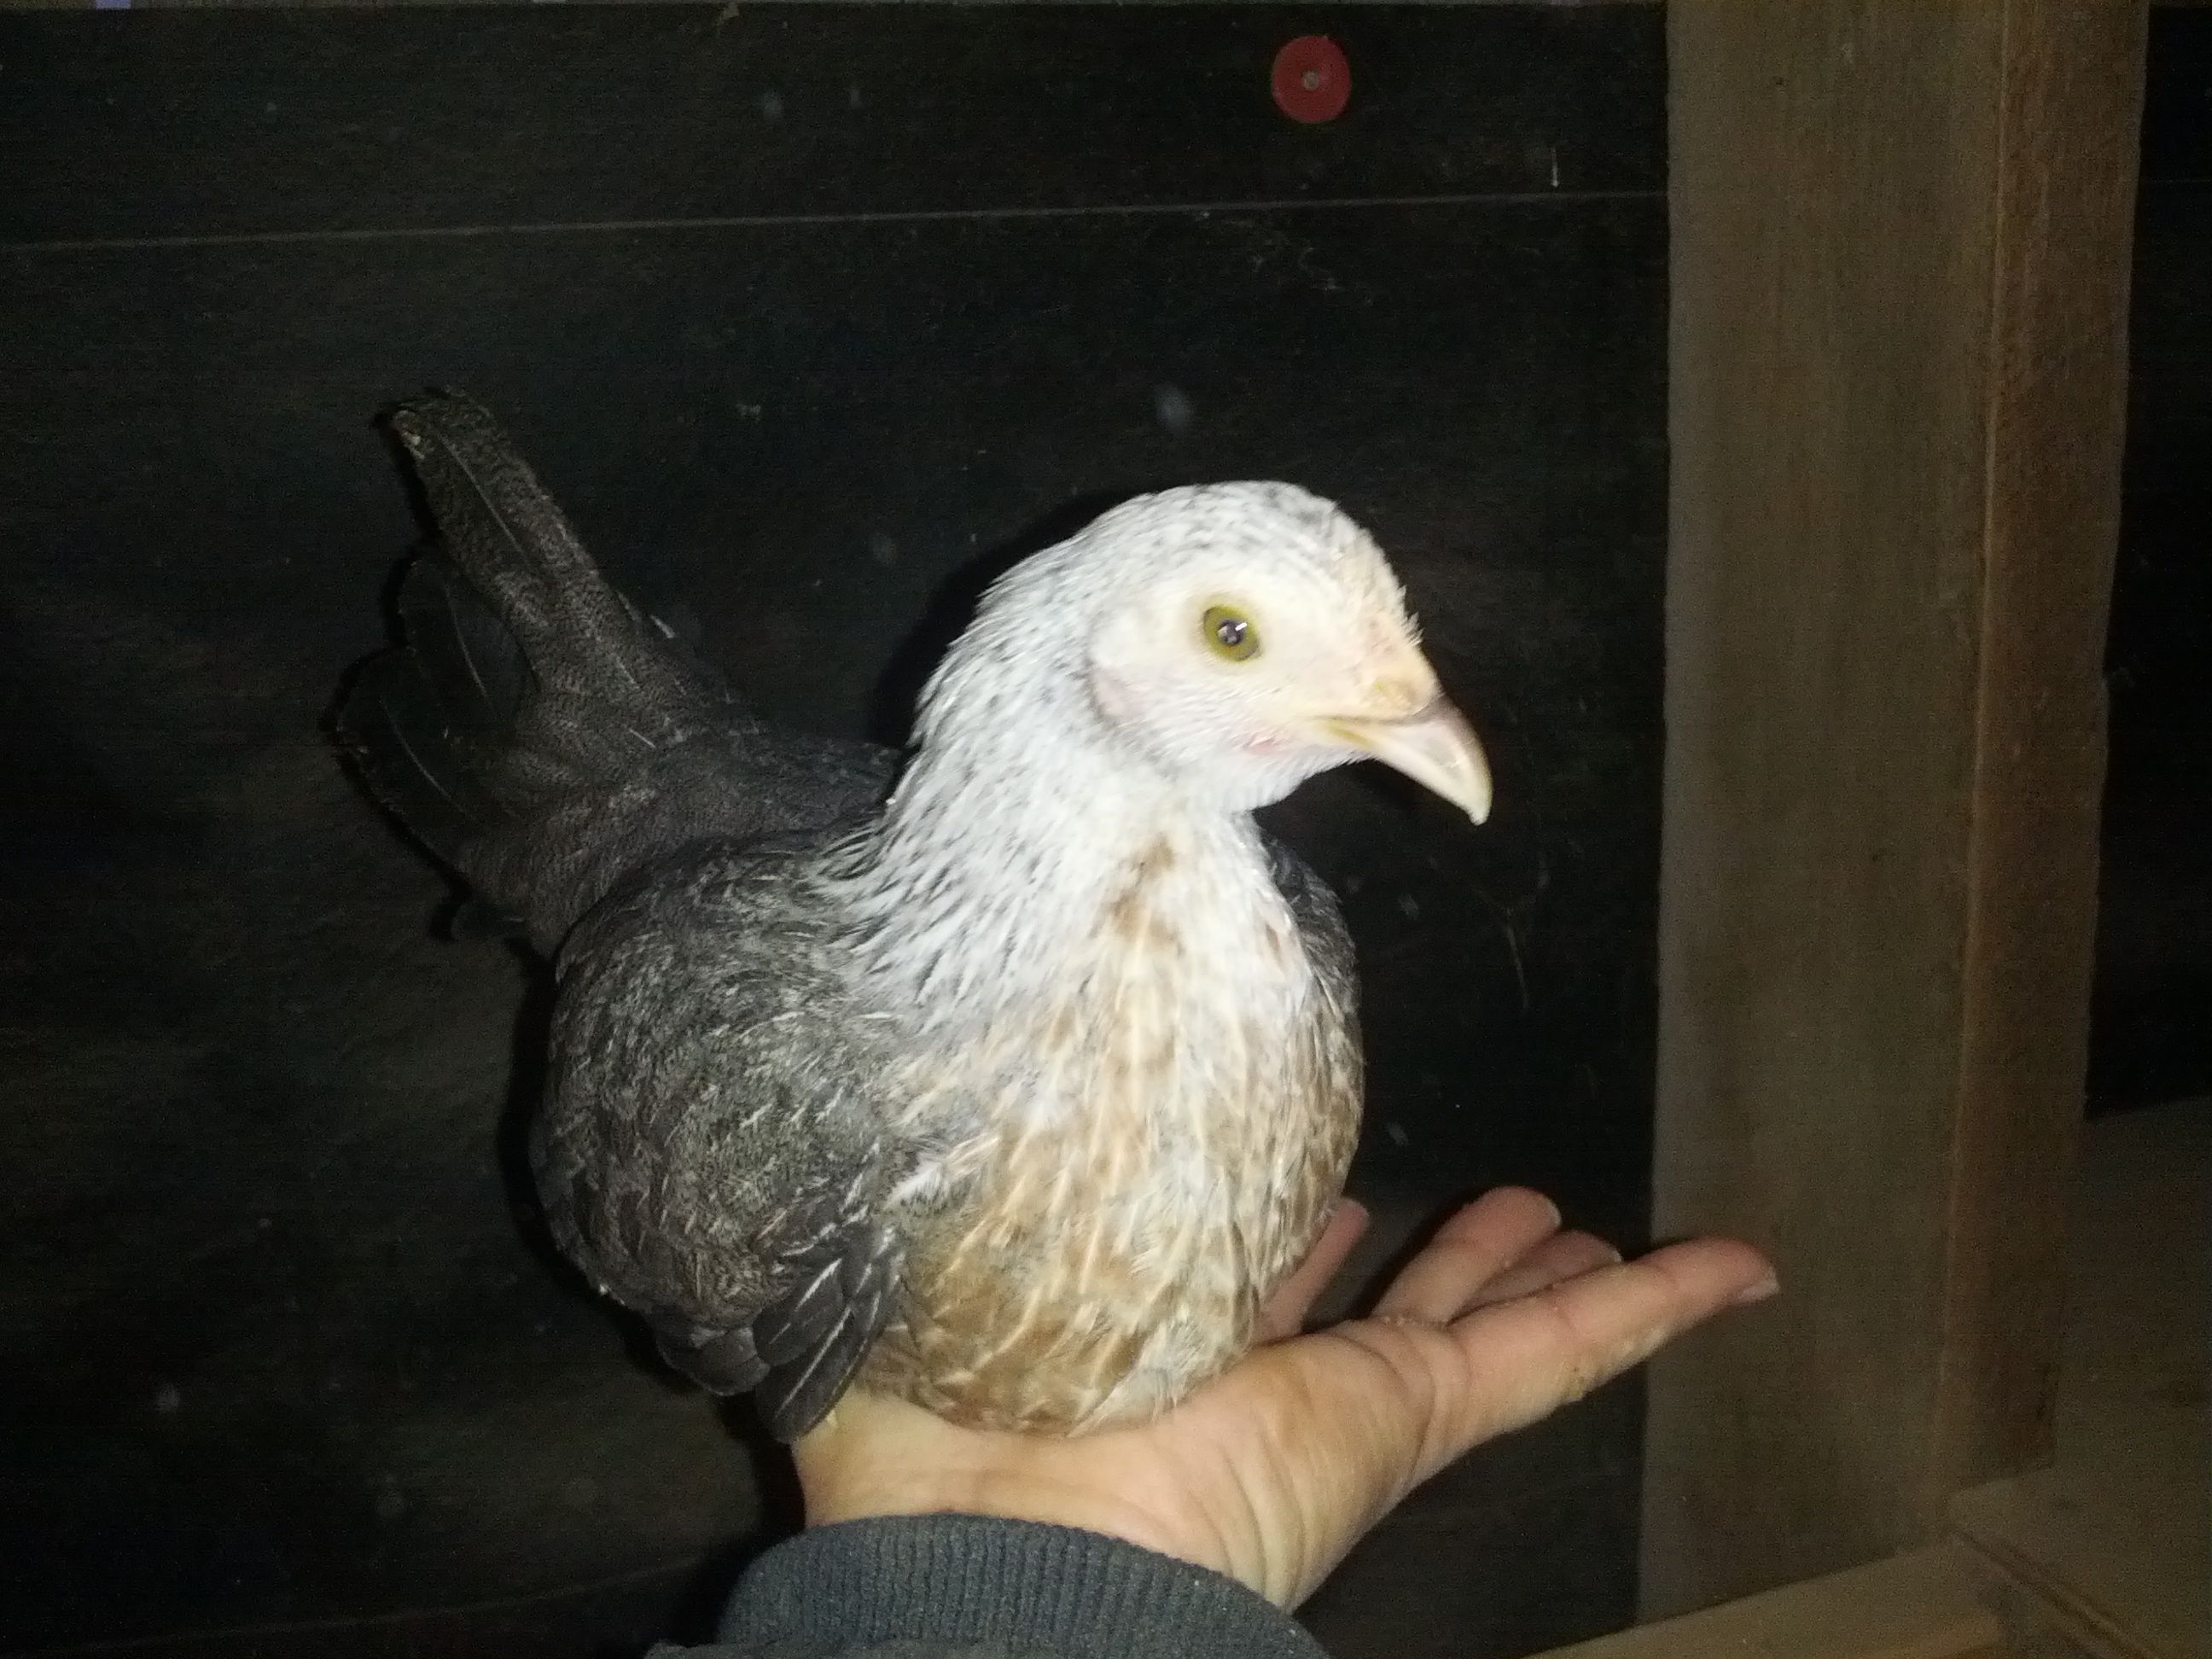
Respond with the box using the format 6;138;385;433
649;1514;1328;1659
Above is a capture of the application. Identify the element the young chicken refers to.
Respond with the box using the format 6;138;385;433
341;394;1488;1438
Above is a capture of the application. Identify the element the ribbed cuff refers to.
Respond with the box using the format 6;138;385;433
718;1513;1325;1659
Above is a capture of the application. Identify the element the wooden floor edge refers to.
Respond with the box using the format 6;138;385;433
1532;1544;2006;1659
1947;1505;2174;1659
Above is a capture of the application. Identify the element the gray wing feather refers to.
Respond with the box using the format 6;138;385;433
1265;834;1359;1020
339;394;918;1439
533;841;911;1441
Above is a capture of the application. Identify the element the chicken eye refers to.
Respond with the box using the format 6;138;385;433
1202;605;1260;662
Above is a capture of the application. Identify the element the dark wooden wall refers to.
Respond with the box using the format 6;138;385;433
0;8;1666;1656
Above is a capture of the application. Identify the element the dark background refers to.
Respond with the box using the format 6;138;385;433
2093;8;2212;1121
0;8;1666;1655
0;5;2199;1657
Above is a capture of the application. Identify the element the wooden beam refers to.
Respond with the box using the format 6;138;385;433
1949;1101;2212;1659
1543;1545;2005;1659
1645;0;2145;1616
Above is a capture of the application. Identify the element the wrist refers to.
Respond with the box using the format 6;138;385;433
802;1439;1205;1569
795;1400;1246;1594
721;1514;1327;1659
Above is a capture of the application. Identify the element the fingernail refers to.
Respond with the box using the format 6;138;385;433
1732;1272;1781;1307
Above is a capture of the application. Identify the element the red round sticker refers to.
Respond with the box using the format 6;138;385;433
1271;35;1350;125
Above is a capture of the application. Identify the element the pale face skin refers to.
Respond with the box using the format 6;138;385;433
1083;541;1493;823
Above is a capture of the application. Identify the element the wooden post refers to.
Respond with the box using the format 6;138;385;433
1645;1;2146;1616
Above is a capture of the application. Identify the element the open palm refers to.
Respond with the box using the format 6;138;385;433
796;1186;1775;1609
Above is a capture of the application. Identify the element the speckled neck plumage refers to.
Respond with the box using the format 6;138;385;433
821;627;1357;1432
835;611;1281;1035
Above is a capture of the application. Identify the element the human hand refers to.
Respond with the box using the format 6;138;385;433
795;1186;1776;1609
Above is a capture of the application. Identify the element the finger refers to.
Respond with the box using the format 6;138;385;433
1464;1229;1621;1309
1424;1238;1776;1465
1373;1187;1563;1323
1258;1198;1371;1341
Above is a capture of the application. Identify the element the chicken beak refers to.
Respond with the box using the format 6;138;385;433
1327;698;1493;824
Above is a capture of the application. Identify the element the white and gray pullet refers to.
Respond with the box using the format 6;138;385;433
340;393;1489;1439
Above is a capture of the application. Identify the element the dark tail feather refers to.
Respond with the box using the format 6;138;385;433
393;554;525;744
336;553;530;873
385;393;683;713
340;647;511;862
337;392;730;929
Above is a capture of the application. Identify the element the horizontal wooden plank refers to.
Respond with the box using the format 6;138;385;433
0;4;1661;245
1538;1545;2005;1659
